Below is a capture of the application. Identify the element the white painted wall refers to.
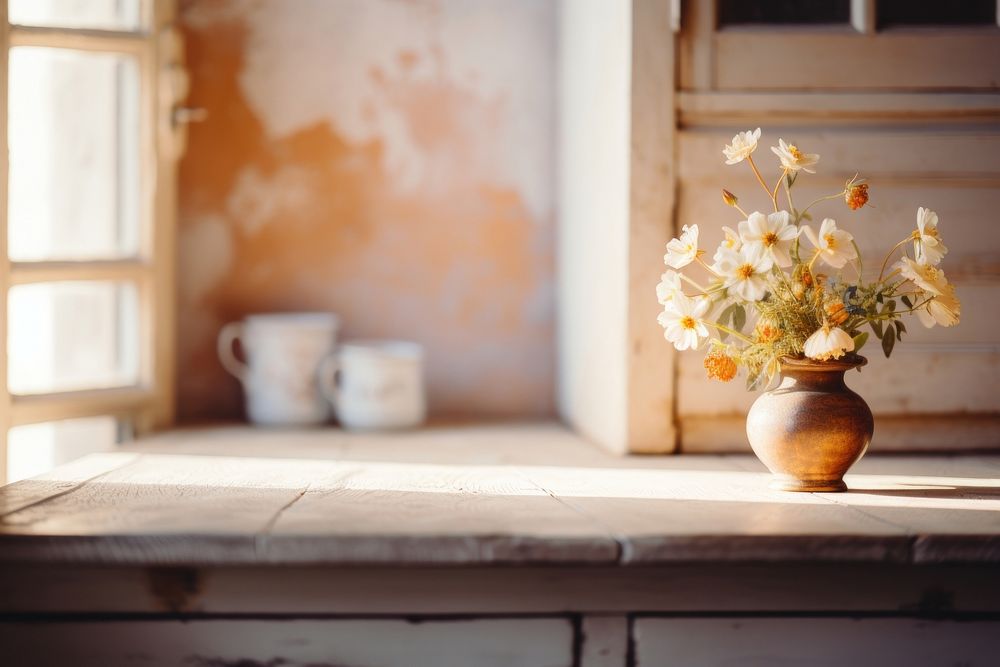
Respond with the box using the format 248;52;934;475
556;0;632;452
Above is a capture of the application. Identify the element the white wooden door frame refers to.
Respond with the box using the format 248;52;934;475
557;0;678;454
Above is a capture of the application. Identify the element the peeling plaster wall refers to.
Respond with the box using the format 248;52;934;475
177;0;556;421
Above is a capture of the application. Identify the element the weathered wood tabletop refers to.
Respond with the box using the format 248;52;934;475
2;423;999;567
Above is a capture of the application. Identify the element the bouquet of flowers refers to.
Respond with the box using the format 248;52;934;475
656;128;960;390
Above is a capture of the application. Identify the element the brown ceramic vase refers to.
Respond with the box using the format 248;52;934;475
746;355;874;492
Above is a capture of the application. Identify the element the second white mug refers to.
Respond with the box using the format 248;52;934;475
320;340;426;431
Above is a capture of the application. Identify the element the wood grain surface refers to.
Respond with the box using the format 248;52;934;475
0;424;999;566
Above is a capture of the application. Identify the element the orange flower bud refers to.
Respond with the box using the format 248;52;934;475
754;318;782;344
846;182;869;210
825;301;849;326
722;189;738;207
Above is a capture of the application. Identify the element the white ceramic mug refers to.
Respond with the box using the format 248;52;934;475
218;312;339;426
319;340;426;431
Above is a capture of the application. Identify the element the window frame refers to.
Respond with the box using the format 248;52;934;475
0;0;181;483
680;0;1000;92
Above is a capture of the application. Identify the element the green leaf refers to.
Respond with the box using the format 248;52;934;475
852;331;869;353
900;295;913;309
881;328;896;358
732;305;746;333
716;304;735;342
894;320;904;342
886;299;896;314
876;293;884;304
746;363;771;392
871;320;884;339
896;319;907;335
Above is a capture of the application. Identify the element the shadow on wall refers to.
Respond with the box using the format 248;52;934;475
176;0;557;422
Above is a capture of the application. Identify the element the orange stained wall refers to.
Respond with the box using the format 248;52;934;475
176;0;557;421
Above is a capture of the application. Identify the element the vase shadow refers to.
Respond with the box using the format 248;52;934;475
846;483;1000;500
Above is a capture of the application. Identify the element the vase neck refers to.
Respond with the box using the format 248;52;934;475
780;366;848;391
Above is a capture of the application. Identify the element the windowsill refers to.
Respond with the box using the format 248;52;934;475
1;421;999;567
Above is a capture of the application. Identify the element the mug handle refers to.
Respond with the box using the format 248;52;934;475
217;322;249;381
318;353;340;407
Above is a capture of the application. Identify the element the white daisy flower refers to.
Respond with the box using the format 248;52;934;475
803;324;855;361
717;245;774;302
738;210;799;267
723;128;761;165
656;270;683;305
657;294;711;351
894;256;949;296
711;226;742;272
664;224;700;269
915;284;961;328
802;218;858;269
771;138;820;173
912;207;948;266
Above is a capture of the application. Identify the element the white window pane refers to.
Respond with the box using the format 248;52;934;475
6;416;120;483
8;0;142;32
8;47;141;261
8;281;140;394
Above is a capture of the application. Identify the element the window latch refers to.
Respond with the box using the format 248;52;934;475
172;106;208;126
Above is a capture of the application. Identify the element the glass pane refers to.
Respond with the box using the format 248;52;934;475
8;47;141;261
878;0;995;27
8;0;142;32
6;416;120;484
719;0;850;25
8;281;140;394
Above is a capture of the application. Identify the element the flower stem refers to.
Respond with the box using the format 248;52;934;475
746;155;773;203
877;238;910;282
799;191;846;221
770;169;786;212
783;173;797;219
807;248;822;273
705;320;755;345
696;255;722;278
870;297;934;319
851;239;864;281
679;272;708;293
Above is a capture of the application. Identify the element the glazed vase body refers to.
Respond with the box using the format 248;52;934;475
746;356;874;492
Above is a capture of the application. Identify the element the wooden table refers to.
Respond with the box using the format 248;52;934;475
2;423;1000;666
